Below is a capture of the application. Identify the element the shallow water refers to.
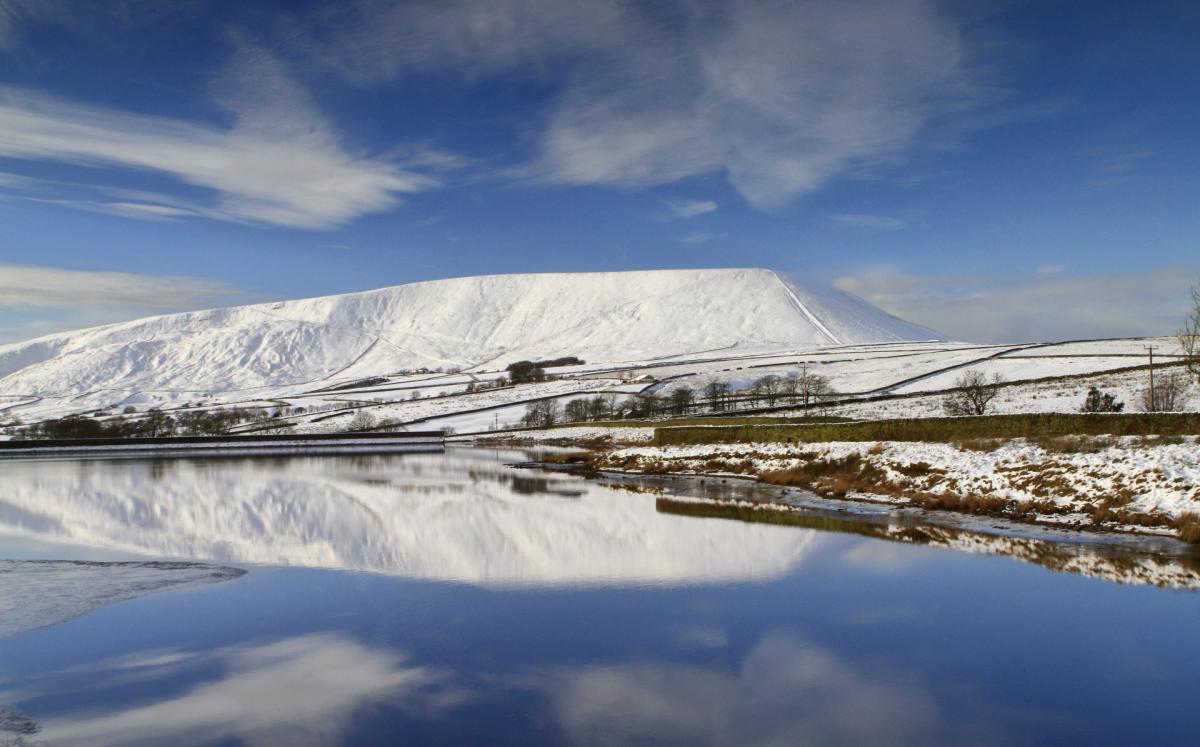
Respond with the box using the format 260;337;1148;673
1;448;1198;745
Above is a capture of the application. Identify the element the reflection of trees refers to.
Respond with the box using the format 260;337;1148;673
508;475;584;498
657;498;1200;589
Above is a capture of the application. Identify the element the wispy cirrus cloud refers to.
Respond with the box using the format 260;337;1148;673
0;40;438;228
831;213;909;230
1;0;202;51
290;0;982;211
0;0;48;50
678;231;719;245
0;263;243;309
0;263;257;343
836;264;1199;342
665;198;718;219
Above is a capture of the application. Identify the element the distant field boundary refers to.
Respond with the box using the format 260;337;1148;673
0;430;445;457
653;413;1200;446
556;415;852;429
706;359;1191;417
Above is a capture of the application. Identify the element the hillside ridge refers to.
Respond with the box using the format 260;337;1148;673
0;268;940;399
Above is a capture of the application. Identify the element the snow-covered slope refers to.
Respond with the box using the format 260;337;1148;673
0;268;938;397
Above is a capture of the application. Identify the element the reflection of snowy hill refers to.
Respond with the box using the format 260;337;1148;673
0;450;817;587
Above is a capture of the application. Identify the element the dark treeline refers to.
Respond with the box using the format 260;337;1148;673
11;407;291;440
506;357;585;384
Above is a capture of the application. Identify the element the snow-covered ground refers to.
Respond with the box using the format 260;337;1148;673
590;436;1200;535
1;334;1188;438
0;268;933;405
0;265;1188;435
453;424;656;444
829;363;1177;420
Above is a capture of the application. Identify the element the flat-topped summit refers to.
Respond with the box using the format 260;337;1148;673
0;268;938;397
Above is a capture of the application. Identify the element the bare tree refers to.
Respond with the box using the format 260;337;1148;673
670;386;695;415
1180;281;1200;385
703;379;731;412
603;391;621;418
618;395;641;419
640;394;666;419
787;365;833;413
783;370;802;404
521;399;561;428
564;399;590;423
1140;372;1190;412
347;410;377;431
943;371;1005;416
754;375;783;407
809;377;838;415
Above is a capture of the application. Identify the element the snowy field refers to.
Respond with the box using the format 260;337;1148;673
0;332;1190;438
591;436;1200;535
1;268;1190;437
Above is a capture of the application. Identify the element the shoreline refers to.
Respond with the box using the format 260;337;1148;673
507;458;1200;589
530;459;1189;547
480;431;1200;545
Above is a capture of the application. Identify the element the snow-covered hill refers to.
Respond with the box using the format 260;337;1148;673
0;268;938;399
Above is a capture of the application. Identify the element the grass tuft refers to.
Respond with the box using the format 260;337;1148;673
1176;513;1200;544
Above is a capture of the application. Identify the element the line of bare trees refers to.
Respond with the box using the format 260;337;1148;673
526;366;840;428
702;366;836;413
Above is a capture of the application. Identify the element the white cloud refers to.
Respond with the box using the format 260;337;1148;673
34;634;440;747
0;43;436;228
545;634;1000;746
1089;147;1153;176
1;1;202;51
665;198;718;219
24;196;203;221
0;0;46;49
836;265;1200;342
0;263;256;343
832;213;909;230
292;0;627;84
675;625;728;649
293;0;977;210
0;263;244;309
678;231;719;245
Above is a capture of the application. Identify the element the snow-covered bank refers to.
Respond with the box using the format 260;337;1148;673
457;424;655;445
586;437;1200;539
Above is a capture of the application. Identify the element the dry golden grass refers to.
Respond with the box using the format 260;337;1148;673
1175;513;1200;544
1031;435;1115;454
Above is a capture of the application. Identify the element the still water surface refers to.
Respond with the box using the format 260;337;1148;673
1;448;1198;745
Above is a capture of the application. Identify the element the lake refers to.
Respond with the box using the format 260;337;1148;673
2;448;1198;745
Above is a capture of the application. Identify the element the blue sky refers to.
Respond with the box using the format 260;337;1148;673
0;0;1197;343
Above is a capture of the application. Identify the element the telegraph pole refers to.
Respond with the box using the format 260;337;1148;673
1146;345;1156;410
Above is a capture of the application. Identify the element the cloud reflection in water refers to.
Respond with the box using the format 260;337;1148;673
28;634;441;747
